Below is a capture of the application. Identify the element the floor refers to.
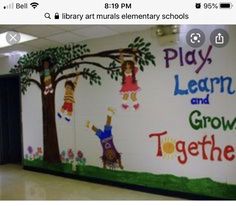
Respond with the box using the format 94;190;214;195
0;164;182;200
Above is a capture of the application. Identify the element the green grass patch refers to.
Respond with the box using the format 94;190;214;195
24;159;236;199
24;159;73;174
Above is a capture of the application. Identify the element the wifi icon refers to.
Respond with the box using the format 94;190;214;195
30;2;39;9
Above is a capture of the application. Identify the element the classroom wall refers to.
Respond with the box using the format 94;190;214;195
72;26;236;183
3;25;236;198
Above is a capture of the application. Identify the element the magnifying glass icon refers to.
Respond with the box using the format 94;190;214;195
44;13;51;19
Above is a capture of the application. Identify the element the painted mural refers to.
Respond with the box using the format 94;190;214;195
10;29;236;199
11;36;155;164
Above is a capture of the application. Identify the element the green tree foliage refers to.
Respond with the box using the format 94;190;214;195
10;36;156;93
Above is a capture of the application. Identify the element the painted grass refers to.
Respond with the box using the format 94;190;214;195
24;159;236;199
24;159;73;174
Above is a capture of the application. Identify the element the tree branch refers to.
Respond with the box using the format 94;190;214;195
77;48;139;60
55;71;97;87
55;48;139;77
55;61;120;77
28;78;42;90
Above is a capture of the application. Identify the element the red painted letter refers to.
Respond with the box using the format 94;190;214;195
176;140;188;164
224;145;235;161
149;131;168;157
210;135;222;161
188;142;199;156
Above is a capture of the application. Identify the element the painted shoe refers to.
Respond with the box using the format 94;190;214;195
57;112;62;118
108;107;116;115
133;103;140;111
86;120;91;128
121;103;129;110
65;117;71;122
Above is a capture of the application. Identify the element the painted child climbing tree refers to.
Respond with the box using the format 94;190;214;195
10;36;156;164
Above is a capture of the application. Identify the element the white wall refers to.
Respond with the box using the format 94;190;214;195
0;56;12;75
3;25;236;185
60;26;236;184
75;26;236;184
0;53;26;74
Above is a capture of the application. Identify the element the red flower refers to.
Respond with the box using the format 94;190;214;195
77;150;83;158
67;149;74;159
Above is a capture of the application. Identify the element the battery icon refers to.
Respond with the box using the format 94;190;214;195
219;3;233;8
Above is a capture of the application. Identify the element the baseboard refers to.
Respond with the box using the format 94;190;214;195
23;165;224;200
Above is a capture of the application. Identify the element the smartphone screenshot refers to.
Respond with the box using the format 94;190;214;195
0;0;235;202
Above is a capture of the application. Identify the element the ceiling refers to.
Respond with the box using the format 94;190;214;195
0;25;152;56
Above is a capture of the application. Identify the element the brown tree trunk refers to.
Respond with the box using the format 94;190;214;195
41;90;61;163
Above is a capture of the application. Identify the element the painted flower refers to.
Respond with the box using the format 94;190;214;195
60;150;66;161
77;150;83;159
61;150;66;157
27;146;33;154
67;149;74;159
60;155;65;162
37;147;43;155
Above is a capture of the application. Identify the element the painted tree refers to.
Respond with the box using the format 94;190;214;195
10;36;156;164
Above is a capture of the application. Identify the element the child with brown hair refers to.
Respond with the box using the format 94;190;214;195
57;75;79;122
40;57;54;95
86;107;123;170
119;49;140;110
